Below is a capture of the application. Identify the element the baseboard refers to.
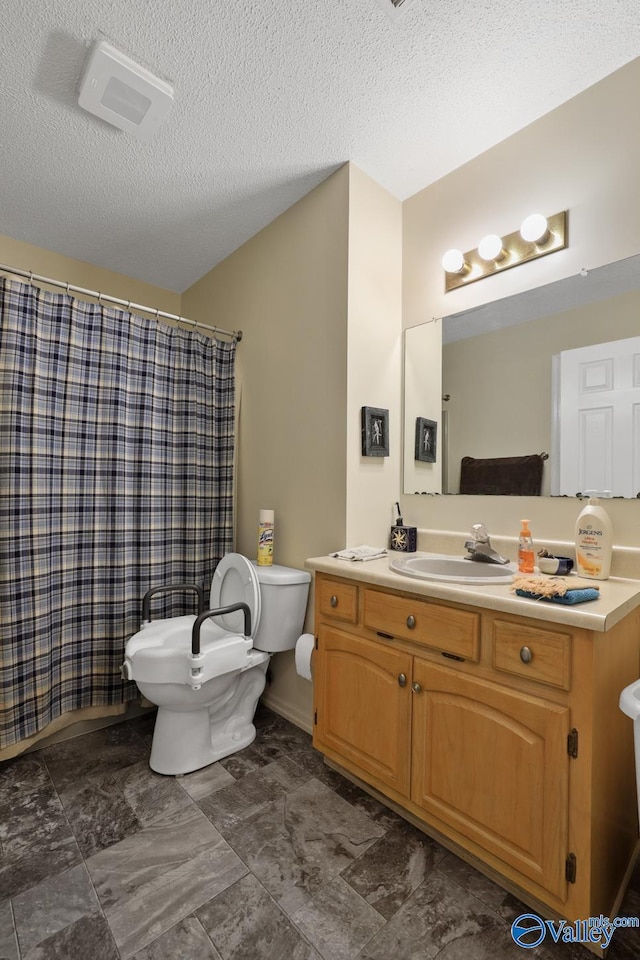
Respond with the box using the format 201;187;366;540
260;692;313;735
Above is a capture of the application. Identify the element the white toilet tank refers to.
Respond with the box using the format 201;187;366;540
251;562;311;653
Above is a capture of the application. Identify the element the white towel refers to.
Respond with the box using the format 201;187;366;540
330;545;387;562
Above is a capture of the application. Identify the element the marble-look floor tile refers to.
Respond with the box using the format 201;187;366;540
21;913;119;960
55;771;142;859
340;819;445;919
131;916;222;960
0;753;81;900
436;849;510;912
117;759;192;824
178;762;236;802
0;752;71;860
223;777;385;913
197;758;310;833
0;900;19;960
86;803;248;958
12;863;99;955
219;741;275;779
197;873;320;960
330;779;405;832
126;710;158;749
42;724;148;793
359;869;543;960
291;875;384;960
0;826;82;902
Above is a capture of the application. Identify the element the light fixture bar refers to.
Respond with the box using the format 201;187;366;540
444;210;568;292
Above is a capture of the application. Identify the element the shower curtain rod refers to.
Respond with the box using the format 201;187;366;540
0;263;242;342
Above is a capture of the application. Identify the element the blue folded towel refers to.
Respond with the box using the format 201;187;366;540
515;588;600;605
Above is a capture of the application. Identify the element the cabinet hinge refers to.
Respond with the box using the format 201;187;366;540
315;636;318;650
314;710;317;725
567;728;578;759
565;852;577;884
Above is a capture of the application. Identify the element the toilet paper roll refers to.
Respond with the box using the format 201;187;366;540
295;633;315;681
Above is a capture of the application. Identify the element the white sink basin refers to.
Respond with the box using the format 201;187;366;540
390;552;517;585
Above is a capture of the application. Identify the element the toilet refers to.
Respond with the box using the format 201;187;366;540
122;553;311;775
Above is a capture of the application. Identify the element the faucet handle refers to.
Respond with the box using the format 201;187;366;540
470;522;490;542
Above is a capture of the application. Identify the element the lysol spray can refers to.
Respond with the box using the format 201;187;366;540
257;509;274;566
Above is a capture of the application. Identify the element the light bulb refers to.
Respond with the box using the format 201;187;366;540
478;234;504;262
441;248;466;274
520;213;549;244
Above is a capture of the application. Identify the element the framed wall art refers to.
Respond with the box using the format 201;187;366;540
361;406;389;457
415;417;437;463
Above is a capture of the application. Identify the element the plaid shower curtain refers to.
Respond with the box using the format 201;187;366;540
0;278;236;750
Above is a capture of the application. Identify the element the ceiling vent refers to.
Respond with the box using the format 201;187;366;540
373;0;412;20
78;40;174;141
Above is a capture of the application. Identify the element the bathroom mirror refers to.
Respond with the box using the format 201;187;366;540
403;253;640;497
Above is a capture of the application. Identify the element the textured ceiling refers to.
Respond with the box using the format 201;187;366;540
2;1;639;292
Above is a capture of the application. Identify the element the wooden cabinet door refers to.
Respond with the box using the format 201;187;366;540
411;659;570;900
314;626;412;797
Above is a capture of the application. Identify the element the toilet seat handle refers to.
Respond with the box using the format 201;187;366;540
142;583;206;624
191;602;252;656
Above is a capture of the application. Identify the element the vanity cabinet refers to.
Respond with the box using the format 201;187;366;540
311;570;640;936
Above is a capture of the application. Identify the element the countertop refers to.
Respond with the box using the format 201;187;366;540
305;554;640;633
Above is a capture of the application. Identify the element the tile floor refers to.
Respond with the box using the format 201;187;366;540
1;705;639;960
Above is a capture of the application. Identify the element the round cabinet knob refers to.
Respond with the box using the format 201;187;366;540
330;595;338;608
520;645;533;664
406;615;416;629
411;681;422;694
398;673;407;687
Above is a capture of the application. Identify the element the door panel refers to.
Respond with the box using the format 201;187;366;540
411;659;570;900
314;626;412;796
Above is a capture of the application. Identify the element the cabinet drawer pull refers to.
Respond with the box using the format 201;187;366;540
520;645;533;664
406;615;416;629
330;595;338;608
398;673;407;687
411;681;422;694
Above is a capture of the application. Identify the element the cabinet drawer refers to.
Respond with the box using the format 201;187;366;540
492;620;571;690
363;589;480;661
317;577;358;624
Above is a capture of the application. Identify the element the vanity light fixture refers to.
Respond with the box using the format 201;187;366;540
477;234;505;262
441;248;468;275
519;213;550;244
443;210;567;292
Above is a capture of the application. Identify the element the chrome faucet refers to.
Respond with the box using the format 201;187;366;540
464;523;510;565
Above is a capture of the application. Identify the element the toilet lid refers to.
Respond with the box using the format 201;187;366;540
210;553;261;637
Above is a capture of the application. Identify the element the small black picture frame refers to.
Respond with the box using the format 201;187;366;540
361;406;389;457
415;417;437;462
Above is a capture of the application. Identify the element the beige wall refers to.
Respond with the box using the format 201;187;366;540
182;166;351;729
182;164;402;728
345;165;403;545
0;233;180;314
402;56;640;549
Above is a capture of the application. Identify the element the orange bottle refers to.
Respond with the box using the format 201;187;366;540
518;519;534;573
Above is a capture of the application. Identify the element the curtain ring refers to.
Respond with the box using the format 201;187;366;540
66;281;70;294
29;271;34;284
126;300;132;312
155;308;160;321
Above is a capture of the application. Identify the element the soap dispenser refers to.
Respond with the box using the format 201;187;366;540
390;502;417;552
